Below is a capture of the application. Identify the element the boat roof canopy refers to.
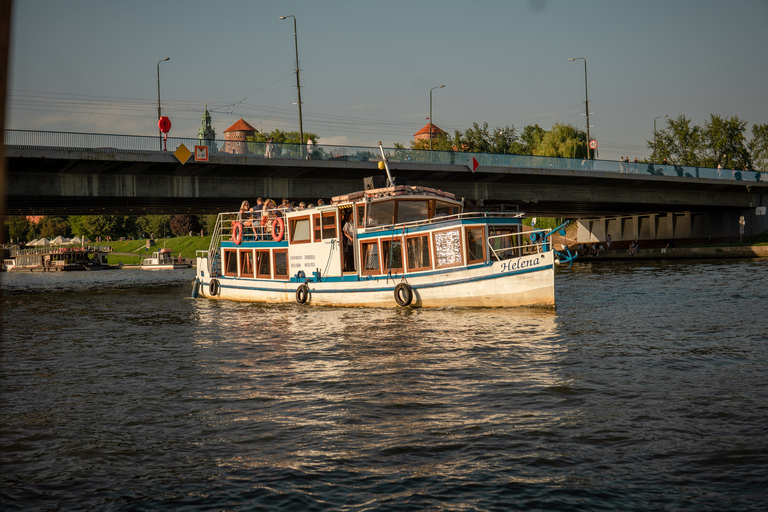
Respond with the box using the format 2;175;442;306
331;185;458;205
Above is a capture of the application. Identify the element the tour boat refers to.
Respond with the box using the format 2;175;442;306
5;245;115;271
193;144;572;308
141;248;191;270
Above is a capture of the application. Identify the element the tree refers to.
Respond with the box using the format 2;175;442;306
38;216;70;238
533;123;586;158
135;215;171;239
247;129;319;158
170;215;200;236
4;216;33;243
517;124;545;156
700;114;750;169
651;114;701;166
749;123;768;172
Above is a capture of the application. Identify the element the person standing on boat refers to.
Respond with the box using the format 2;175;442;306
342;213;355;271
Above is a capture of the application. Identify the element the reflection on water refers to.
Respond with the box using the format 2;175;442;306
2;261;767;510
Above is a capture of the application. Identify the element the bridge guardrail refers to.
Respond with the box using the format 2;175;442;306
4;129;766;183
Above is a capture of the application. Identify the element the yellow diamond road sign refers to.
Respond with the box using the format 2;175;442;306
174;144;192;165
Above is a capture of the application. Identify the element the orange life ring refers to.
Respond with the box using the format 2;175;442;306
272;217;285;242
232;221;243;245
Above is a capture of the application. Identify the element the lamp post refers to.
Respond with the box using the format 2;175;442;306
568;58;591;158
279;15;304;153
653;114;668;162
157;57;170;152
429;85;445;151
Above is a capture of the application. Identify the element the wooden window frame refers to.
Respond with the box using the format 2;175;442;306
381;238;404;273
273;249;288;279
321;211;338;239
256;250;272;278
239;249;254;277
289;215;312;244
360;240;381;275
432;227;464;269
465;226;486;265
405;233;432;272
223;249;238;277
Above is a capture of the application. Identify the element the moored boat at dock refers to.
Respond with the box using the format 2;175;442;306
4;244;115;271
192;144;571;308
141;248;191;270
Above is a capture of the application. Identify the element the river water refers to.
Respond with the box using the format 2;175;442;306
2;260;767;511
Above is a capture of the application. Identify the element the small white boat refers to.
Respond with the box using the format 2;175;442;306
192;144;571;308
141;248;191;270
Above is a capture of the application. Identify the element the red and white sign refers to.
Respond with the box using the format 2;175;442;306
589;139;598;149
194;145;209;162
470;156;480;173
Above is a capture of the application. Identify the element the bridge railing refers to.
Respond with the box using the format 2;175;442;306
5;129;766;183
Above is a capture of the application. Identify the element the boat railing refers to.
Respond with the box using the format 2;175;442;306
487;229;549;261
216;208;289;243
362;210;525;234
10;245;112;257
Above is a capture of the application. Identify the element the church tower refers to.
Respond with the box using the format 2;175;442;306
198;106;217;151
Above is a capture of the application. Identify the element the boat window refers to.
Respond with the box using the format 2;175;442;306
224;249;238;276
256;250;271;278
361;240;380;274
322;212;337;239
466;227;486;264
406;234;431;271
433;228;463;268
289;216;311;244
381;239;404;272
240;250;254;277
367;200;394;227
488;227;520;260
356;203;365;228
434;200;459;219
397;200;429;223
273;249;288;278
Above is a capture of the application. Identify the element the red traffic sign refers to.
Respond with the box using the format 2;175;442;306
470;156;480;173
589;139;598;149
158;116;172;133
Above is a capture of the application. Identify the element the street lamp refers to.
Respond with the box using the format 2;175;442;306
157;57;170;151
429;85;445;151
279;15;304;152
568;58;591;158
653;114;668;162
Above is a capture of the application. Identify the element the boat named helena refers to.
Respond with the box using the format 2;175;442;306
192;144;572;308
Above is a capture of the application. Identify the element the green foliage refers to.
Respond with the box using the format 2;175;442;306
135;215;171;239
533;123;586;158
700;114;750;169
749;123;768;171
4;216;33;243
38;217;70;238
169;215;201;237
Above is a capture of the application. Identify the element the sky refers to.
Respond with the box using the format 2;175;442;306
7;0;768;161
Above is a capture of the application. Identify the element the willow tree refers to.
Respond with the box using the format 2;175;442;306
533;123;586;158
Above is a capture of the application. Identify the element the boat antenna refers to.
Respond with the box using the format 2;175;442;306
377;141;395;187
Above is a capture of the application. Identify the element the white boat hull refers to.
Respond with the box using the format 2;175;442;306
195;252;554;308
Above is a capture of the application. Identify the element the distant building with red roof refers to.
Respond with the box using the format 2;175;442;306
414;123;446;142
223;118;258;154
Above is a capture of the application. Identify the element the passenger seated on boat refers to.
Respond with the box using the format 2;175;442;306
238;201;255;240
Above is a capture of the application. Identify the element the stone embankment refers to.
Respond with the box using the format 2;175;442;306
575;245;768;261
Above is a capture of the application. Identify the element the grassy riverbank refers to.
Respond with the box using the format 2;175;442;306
106;236;211;265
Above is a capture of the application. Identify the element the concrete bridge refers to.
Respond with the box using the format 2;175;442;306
5;130;768;242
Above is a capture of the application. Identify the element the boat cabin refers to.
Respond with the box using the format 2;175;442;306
213;184;531;284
